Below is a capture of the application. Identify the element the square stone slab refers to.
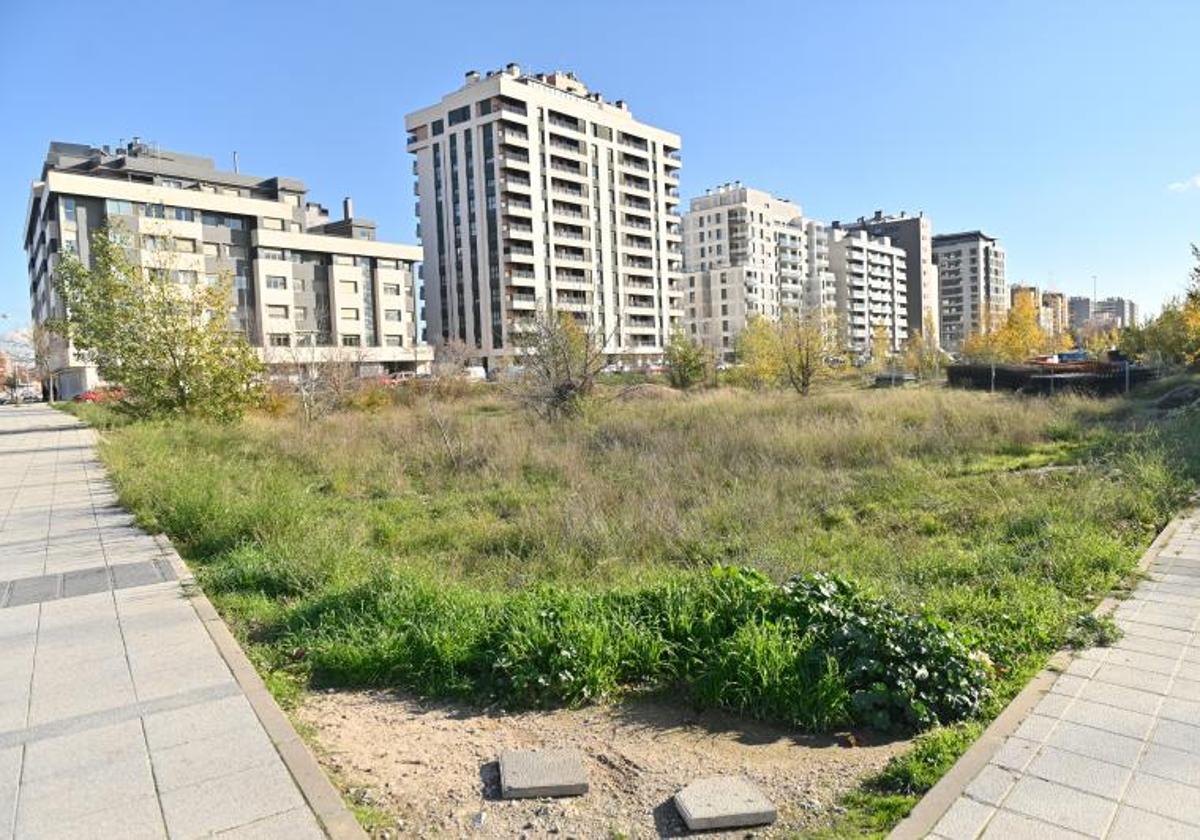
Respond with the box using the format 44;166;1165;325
498;749;588;799
673;775;777;831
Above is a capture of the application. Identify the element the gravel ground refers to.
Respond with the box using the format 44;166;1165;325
297;690;909;839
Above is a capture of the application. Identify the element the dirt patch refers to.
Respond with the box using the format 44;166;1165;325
297;690;908;839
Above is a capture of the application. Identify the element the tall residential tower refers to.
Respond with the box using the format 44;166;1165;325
932;231;1007;351
405;66;683;366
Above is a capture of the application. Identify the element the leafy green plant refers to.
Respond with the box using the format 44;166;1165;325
1065;612;1123;648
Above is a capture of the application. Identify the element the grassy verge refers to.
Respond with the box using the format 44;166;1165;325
63;379;1200;835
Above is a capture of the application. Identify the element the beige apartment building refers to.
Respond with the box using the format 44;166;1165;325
1041;290;1068;336
24;141;428;399
681;183;832;358
932;231;1007;352
827;229;908;353
405;65;683;367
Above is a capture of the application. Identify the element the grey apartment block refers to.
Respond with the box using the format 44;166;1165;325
405;65;683;367
24;141;430;399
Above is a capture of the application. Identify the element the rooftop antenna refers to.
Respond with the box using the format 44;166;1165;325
233;151;240;173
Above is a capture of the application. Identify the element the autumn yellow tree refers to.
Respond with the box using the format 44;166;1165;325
778;312;832;395
994;293;1047;361
734;316;783;389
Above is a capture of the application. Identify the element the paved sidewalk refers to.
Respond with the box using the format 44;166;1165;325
0;405;326;839
926;509;1200;839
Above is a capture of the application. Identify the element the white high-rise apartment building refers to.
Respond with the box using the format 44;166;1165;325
932;231;1007;352
405;66;683;366
838;211;939;346
24;141;429;399
681;183;832;358
827;229;908;353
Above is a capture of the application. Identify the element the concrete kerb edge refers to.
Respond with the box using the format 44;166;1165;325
887;505;1194;840
153;533;368;840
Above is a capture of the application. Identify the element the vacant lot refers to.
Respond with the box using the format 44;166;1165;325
75;379;1200;834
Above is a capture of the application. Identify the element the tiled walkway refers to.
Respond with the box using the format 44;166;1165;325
0;405;325;839
929;510;1200;839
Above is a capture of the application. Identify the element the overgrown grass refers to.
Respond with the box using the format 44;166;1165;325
67;382;1200;831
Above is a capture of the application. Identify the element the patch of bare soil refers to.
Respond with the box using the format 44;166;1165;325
297;690;909;839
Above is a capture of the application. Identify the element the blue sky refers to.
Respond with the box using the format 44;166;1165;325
2;0;1198;333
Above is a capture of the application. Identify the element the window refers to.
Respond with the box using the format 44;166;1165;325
340;307;360;321
294;306;308;321
432;119;444;135
171;207;194;221
266;275;287;290
142;235;166;251
174;238;196;253
384;335;403;347
384;309;402;322
62;197;76;222
105;199;134;216
175;270;198;284
268;333;291;347
227;245;248;260
262;218;284;231
205;273;219;285
339;280;359;294
293;278;307;292
141;203;166;219
256;247;282;260
203;242;218;256
227;217;245;231
267;305;289;319
448;105;471;125
382;283;401;295
202;212;221;226
160;178;183;189
353;256;372;268
341;334;361;347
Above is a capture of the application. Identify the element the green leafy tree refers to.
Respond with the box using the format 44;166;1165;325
664;329;711;389
509;310;606;420
52;226;262;420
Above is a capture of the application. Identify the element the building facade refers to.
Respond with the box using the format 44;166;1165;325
1041;291;1068;336
932;231;1007;352
1068;296;1093;331
837;211;938;346
405;66;683;367
681;184;832;358
25;141;428;399
1093;296;1139;329
827;229;908;353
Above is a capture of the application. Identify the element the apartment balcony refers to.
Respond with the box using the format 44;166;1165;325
553;248;590;263
621;177;652;193
626;295;657;311
502;175;532;191
623;237;653;252
507;292;538;310
622;216;652;231
625;278;656;291
549;161;588;179
551;202;586;220
548;114;583;133
551;181;587;199
554;269;592;288
504;244;535;258
506;268;537;287
622;197;652;212
502;223;534;237
498;98;528;117
663;165;680;182
552;226;589;241
497;128;529;147
548;136;585;157
618;133;650;152
501;199;533;216
498;150;530;168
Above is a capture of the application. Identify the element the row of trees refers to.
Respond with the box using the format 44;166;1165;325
1119;245;1200;367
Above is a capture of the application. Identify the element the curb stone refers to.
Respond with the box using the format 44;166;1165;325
153;533;368;840
888;506;1192;840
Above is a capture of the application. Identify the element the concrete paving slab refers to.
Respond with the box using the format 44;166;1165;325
499;748;589;799
0;406;338;840
672;775;777;831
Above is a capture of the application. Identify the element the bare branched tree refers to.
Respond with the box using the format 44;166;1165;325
508;311;607;420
